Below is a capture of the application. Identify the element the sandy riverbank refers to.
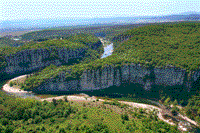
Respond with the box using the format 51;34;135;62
2;75;31;94
1;75;175;126
3;74;198;128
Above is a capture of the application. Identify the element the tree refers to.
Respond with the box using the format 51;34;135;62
171;107;179;116
50;118;55;123
9;82;14;87
41;126;46;131
5;125;15;133
164;97;171;106
173;99;178;106
0;124;6;133
64;96;68;102
0;118;9;126
34;115;42;124
52;99;57;106
121;113;129;121
59;128;65;133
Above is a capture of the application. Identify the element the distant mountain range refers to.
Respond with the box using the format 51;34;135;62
1;12;200;34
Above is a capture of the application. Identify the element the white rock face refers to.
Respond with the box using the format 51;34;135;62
154;67;185;86
2;47;87;76
31;64;200;92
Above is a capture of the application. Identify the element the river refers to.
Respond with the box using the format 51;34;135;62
1;40;199;132
101;43;113;59
1;40;114;99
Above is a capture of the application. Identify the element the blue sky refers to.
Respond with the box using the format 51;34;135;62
1;0;200;21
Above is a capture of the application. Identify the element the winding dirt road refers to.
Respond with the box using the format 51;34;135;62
2;74;199;129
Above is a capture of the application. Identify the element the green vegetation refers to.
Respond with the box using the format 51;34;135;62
159;94;200;128
103;99;130;109
9;82;14;87
112;22;200;71
18;24;140;42
0;37;24;48
0;39;86;56
2;22;199;132
0;91;179;132
0;33;103;76
66;33;100;48
21;22;200;91
185;94;200;124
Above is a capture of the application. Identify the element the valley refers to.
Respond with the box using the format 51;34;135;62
0;21;200;133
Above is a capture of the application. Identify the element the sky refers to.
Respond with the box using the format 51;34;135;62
1;0;200;21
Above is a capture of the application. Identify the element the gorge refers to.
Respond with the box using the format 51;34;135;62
32;63;200;93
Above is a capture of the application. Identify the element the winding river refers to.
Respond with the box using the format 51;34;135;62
1;39;199;132
1;39;114;99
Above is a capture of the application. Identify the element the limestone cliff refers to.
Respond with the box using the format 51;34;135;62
0;47;88;77
32;64;200;92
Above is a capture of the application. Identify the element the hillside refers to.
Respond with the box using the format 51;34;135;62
0;34;103;79
18;22;200;128
0;90;180;132
1;21;200;132
0;37;24;48
22;22;200;90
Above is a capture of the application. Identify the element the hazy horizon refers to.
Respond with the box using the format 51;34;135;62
2;0;200;21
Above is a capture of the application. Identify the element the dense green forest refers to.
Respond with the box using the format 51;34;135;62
184;93;200;124
0;37;24;48
22;22;200;91
1;22;200;132
18;24;136;41
19;22;200;127
0;33;102;56
112;22;200;71
0;91;180;133
18;23;159;42
0;34;103;71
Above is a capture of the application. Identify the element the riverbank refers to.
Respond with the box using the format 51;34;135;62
2;75;31;94
1;74;176;126
3;74;200;132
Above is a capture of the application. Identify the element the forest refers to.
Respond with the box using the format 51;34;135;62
1;21;200;132
22;22;200;91
0;33;104;78
0;91;180;133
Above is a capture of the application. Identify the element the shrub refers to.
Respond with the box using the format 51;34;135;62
27;118;34;124
50;118;55;123
41;126;45;131
0;118;9;126
0;124;6;132
9;82;14;87
82;114;87;119
59;128;65;133
171;107;179;116
0;97;4;104
139;108;145;114
57;99;63;104
20;84;24;88
93;122;108;132
164;97;171;106
5;125;15;133
52;98;57;106
121;113;129;121
34;115;42;124
64;96;68;102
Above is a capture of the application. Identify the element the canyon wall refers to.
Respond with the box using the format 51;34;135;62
33;63;200;92
0;47;88;76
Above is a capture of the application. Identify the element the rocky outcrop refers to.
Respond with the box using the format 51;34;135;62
1;47;88;77
33;63;200;92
